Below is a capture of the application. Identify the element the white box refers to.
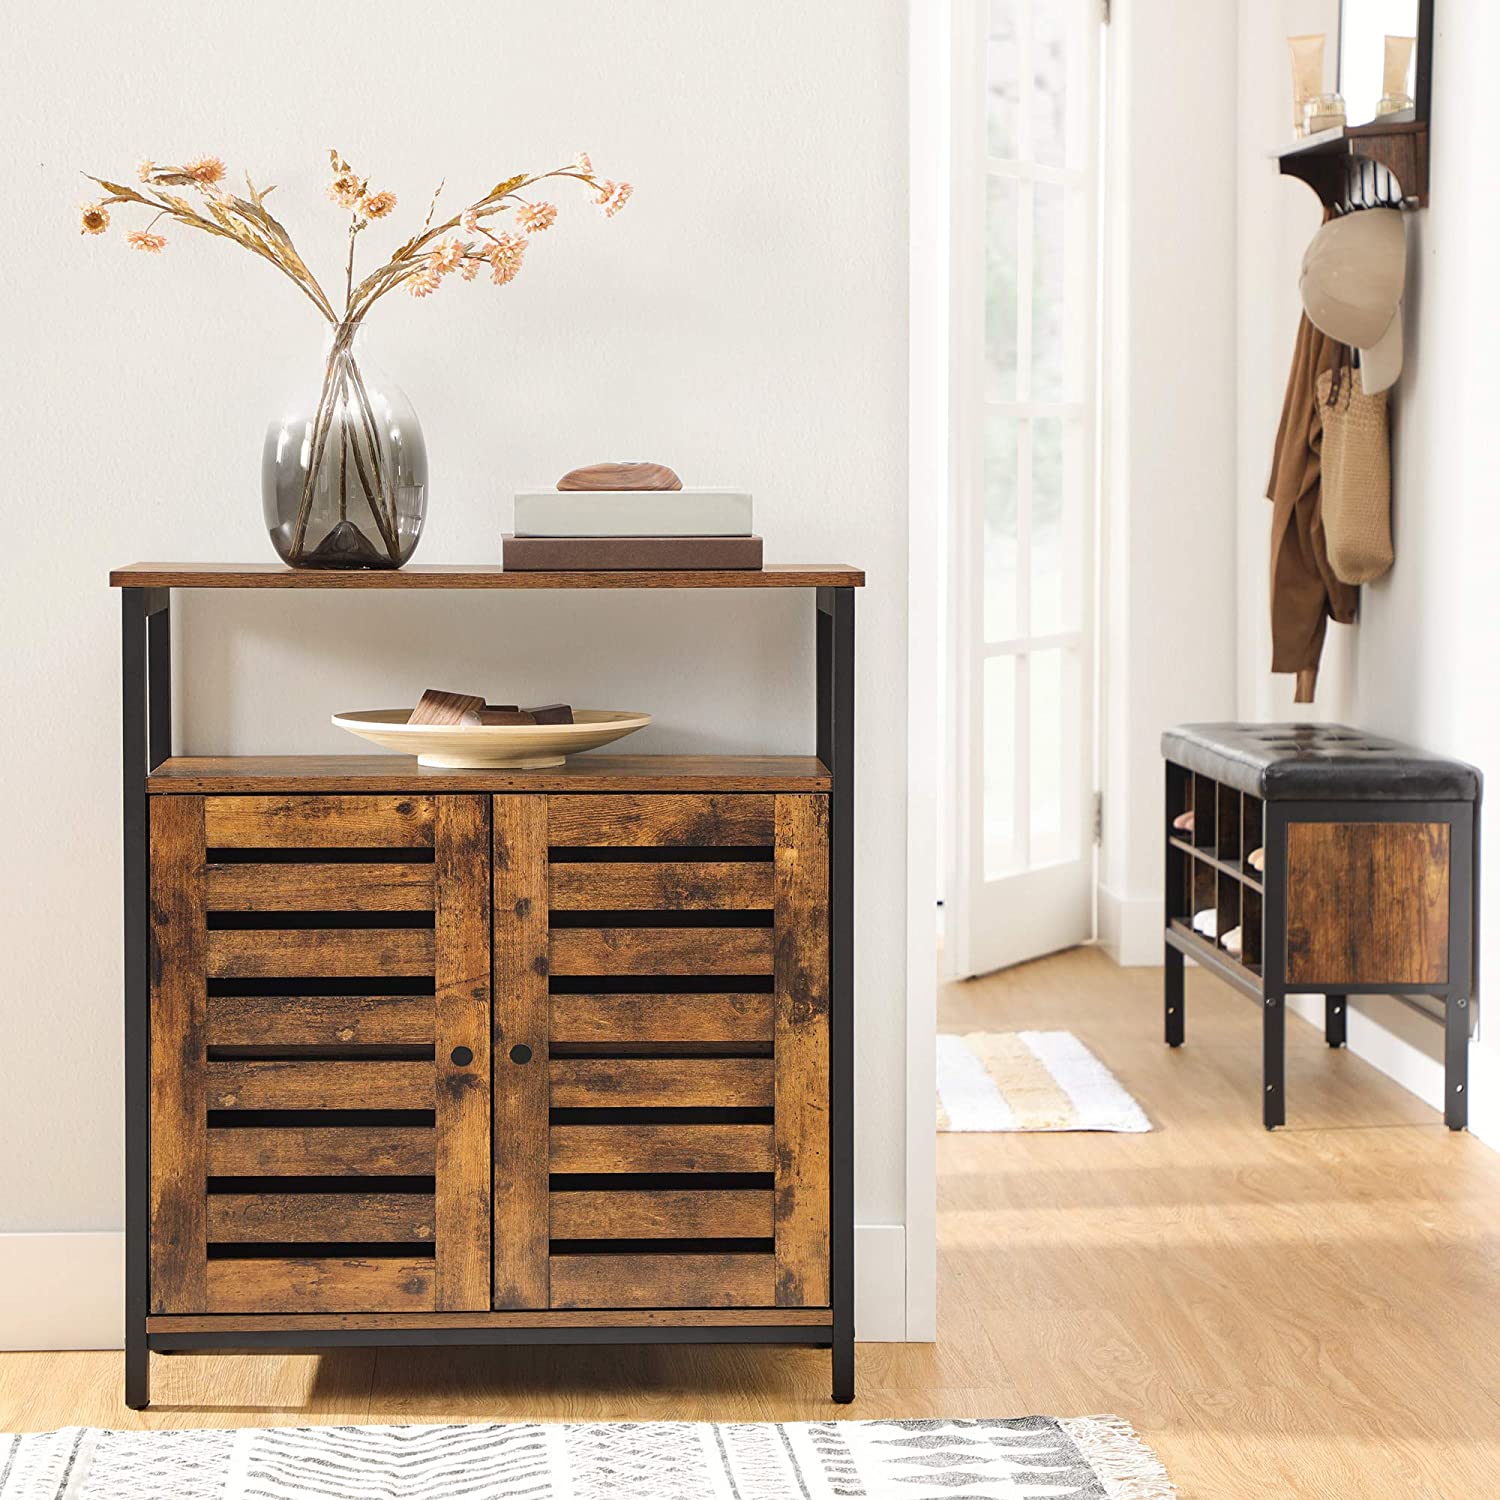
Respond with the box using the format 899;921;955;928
513;488;754;538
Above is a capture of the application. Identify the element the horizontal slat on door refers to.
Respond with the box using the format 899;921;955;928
550;1058;773;1109
547;795;773;848
549;928;773;976
206;928;435;979
204;795;435;848
205;1060;435;1111
207;1127;436;1177
206;995;435;1049
549;1254;776;1309
550;1190;773;1240
205;862;434;911
208;1193;436;1243
550;994;774;1044
549;862;774;911
550;1124;774;1174
204;1258;437;1313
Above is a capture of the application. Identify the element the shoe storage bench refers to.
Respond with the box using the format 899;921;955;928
1162;723;1481;1131
114;562;861;1410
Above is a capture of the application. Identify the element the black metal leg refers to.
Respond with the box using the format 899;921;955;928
1263;993;1286;1130
1446;994;1470;1131
123;587;167;1410
832;1333;855;1404
1164;944;1185;1046
123;590;151;1408
817;587;855;1403
1325;994;1347;1048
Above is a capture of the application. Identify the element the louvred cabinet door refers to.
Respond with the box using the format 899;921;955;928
491;792;831;1312
148;794;492;1315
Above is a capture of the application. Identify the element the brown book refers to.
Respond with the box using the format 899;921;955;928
502;534;763;571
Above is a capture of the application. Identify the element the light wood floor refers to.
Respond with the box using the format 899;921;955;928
4;947;1499;1497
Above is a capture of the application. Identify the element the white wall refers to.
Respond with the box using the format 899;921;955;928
1098;0;1242;965
1235;1;1500;1144
0;0;915;1341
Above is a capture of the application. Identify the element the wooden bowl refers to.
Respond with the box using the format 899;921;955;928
331;707;652;768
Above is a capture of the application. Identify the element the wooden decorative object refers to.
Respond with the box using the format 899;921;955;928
117;561;861;1410
332;708;651;768
409;689;485;726
557;461;682;491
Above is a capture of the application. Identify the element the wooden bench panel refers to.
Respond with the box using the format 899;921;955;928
206;928;435;979
204;795;435;848
550;1058;773;1110
204;1060;436;1112
549;1254;776;1309
205;862;434;911
546;795;774;848
549;1124;774;1174
548;862;774;911
548;927;774;976
550;994;774;1044
204;1258;437;1314
207;1127;437;1177
550;1190;773;1241
208;1194;436;1243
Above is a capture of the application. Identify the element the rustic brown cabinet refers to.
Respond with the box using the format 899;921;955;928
116;564;860;1409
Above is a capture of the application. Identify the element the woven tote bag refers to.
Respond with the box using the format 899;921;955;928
1316;364;1393;584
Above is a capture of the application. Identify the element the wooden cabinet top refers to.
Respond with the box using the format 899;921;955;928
111;562;865;590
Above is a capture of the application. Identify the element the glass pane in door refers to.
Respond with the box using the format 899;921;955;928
984;411;1019;642
987;0;1020;158
985;175;1019;401
983;654;1018;878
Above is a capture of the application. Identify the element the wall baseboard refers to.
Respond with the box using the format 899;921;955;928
1097;885;1162;967
1;1225;910;1351
0;1233;123;1351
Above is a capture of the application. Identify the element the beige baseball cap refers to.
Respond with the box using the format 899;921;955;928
1299;207;1407;395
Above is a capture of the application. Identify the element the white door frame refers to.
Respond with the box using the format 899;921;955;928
903;0;949;1345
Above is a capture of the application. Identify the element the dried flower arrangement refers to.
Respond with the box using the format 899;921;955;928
79;150;632;567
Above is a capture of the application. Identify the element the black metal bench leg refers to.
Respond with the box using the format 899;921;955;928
1164;943;1185;1046
125;1335;149;1410
1325;994;1347;1048
1263;992;1286;1130
1446;994;1469;1131
832;1329;855;1403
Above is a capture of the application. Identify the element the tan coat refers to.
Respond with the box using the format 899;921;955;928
1266;311;1359;702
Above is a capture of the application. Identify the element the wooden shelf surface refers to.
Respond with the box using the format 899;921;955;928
1169;835;1265;894
1166;918;1263;997
112;562;864;590
148;753;832;794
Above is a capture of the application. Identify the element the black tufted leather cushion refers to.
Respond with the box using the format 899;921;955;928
1161;723;1482;802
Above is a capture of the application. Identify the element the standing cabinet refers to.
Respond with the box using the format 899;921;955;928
148;790;829;1323
116;564;860;1410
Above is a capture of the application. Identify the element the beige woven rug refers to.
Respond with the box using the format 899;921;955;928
937;1030;1151;1132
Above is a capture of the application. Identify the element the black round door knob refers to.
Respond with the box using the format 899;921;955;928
509;1044;533;1065
450;1046;474;1067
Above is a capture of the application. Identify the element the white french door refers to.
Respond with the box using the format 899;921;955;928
946;0;1100;979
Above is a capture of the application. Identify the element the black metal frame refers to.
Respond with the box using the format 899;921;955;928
1163;769;1478;1134
121;584;857;1409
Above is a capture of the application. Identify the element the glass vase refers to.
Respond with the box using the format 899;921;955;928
262;329;427;569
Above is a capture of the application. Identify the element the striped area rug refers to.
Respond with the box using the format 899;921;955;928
0;1416;1175;1498
937;1030;1151;1132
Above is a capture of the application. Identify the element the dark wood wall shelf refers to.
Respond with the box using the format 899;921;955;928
1277;119;1429;210
113;562;861;1412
